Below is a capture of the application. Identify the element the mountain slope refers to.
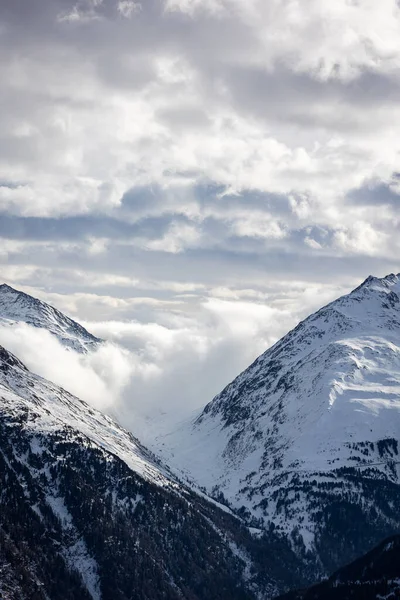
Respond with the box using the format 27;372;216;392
0;345;174;485
0;283;101;352
277;534;400;599
157;273;400;575
0;344;315;599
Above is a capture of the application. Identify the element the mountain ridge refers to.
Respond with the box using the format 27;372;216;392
0;343;174;486
0;341;316;599
0;283;101;352
154;272;400;573
1;275;399;596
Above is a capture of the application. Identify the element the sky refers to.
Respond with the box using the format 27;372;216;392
1;0;400;435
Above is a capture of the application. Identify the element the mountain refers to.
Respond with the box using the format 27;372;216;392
276;534;400;599
2;275;399;597
0;283;101;352
156;273;400;577
0;344;316;599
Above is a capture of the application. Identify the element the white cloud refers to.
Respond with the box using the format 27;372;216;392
229;212;287;240
2;0;400;223
0;298;297;438
333;221;390;256
117;1;141;18
0;323;132;411
165;0;400;79
80;307;294;436
77;286;344;436
0;285;317;431
0;178;123;218
142;222;202;253
0;0;400;439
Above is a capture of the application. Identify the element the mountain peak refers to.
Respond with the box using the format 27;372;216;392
0;283;15;289
0;282;47;303
158;272;400;558
355;272;400;292
0;283;23;295
0;283;101;353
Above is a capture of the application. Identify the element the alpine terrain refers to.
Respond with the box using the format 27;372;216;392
0;275;399;598
157;273;400;578
0;283;101;352
0;299;315;599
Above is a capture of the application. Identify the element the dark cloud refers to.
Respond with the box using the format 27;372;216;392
219;66;400;134
0;212;188;242
3;228;396;287
347;179;400;206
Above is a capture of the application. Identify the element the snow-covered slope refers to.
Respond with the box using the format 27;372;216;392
1;274;399;594
0;344;173;486
157;273;400;569
0;344;312;599
0;283;101;352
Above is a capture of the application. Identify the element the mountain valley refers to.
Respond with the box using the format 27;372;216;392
0;277;399;598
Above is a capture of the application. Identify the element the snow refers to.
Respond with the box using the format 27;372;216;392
1;273;400;556
46;493;101;600
152;273;400;544
0;283;101;353
46;494;74;527
66;539;100;600
29;436;46;455
0;342;182;599
0;349;176;488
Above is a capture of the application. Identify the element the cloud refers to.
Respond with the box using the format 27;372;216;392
2;0;400;219
0;280;346;440
0;322;132;411
78;296;306;437
165;0;400;80
0;0;400;439
117;1;141;18
347;177;400;207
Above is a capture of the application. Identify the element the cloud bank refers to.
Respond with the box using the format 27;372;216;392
0;0;399;433
0;280;349;440
0;323;132;411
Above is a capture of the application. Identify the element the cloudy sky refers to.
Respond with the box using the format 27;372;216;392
1;0;400;435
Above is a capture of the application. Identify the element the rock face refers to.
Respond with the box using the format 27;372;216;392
0;345;315;600
158;274;400;576
276;534;400;600
0;283;101;352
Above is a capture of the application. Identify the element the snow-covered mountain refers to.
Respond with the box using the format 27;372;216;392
0;283;101;352
157;273;400;574
0;344;173;486
0;344;313;599
1;275;399;596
